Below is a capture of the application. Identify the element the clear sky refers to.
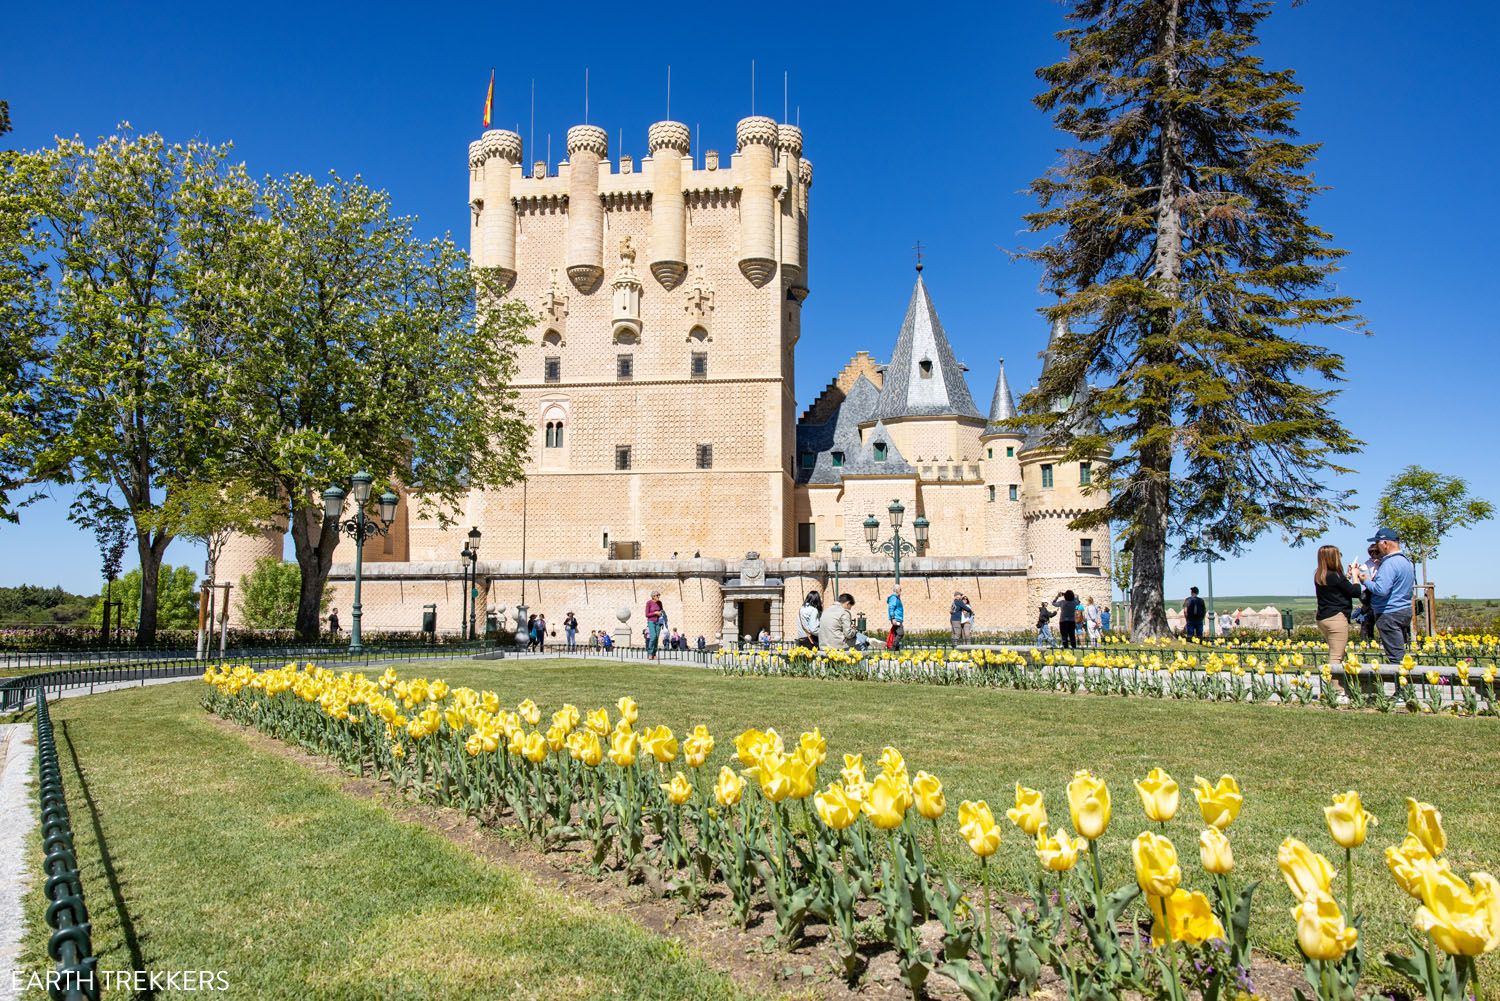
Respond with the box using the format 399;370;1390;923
3;0;1497;603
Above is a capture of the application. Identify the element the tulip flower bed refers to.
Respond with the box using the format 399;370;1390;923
204;662;1498;1001
714;646;1500;716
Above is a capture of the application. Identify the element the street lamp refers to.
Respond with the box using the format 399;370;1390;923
462;527;481;641
830;542;843;598
323;471;400;654
865;499;929;586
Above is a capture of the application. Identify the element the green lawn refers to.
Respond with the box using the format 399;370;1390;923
423;657;1500;977
19;682;756;1001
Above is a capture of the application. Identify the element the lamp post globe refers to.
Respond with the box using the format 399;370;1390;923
863;514;880;549
888;498;905;529
322;486;346;522
378;490;399;524
913;515;930;548
350;471;374;505
830;542;843;597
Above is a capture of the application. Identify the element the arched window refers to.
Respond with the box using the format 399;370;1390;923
545;421;565;448
688;325;709;343
542;329;563;347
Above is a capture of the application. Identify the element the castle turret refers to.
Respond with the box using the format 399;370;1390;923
980;359;1025;557
735;116;778;287
796;159;812;299
646;120;691;290
776;124;803;287
565;125;609;290
468;129;523;287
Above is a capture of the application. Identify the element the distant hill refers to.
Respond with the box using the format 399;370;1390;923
0;584;98;628
1204;595;1500;632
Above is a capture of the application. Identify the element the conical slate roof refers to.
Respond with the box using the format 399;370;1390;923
982;358;1020;437
1022;315;1098;452
796;376;881;485
870;274;984;422
843;420;914;476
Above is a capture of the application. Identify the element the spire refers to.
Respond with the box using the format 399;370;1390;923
983;358;1019;436
871;273;984;422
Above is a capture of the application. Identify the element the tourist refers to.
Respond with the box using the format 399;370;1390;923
757;626;772;648
887;585;905;650
1217;610;1234;636
645;591;665;659
1355;527;1415;664
564;611;578;651
1100;604;1111;633
602;631;614;651
695;634;706;651
589;630;600;651
525;614;538;652
327;606;340;636
536;613;548;652
950;591;975;644
1183;586;1207;641
1083;597;1101;645
797;591;823;648
1053;590;1079;648
1355;542;1381;642
1313;544;1363;669
819;593;858;649
1036;601;1056;646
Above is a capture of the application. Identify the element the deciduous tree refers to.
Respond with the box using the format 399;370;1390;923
1021;0;1363;637
1375;466;1494;585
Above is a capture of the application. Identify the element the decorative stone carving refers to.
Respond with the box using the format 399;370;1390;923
735;116;779;150
776;124;803;159
611;237;643;342
647;120;692;154
684;264;715;336
533;160;547;179
566;125;609;158
469;129;523;168
705;150;719;171
740;552;766;586
539;268;569;329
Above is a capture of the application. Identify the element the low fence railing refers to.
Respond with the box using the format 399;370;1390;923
34;688;101;1000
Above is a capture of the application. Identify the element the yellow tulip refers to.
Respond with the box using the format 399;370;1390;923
814;782;859;830
616;696;638;726
518;698;541;726
1149;888;1226;947
1008;783;1048;836
841;753;866;788
959;799;1002;858
1406;798;1447;857
714;765;746;806
1323;790;1376;849
640;724;678;764
1035;825;1086;872
1387;834;1443;899
1292;893;1358;961
585;707;610;735
1413;868;1500;957
1278;837;1335;902
1132;831;1182;898
1068;770;1112;841
1192;775;1243;830
734;728;782;769
798;728;827;767
879;745;908;781
683;724;714;768
391;742;406;759
575;730;603;767
521;731;548;763
464;734;484;756
1199;827;1235;875
782;753;817;800
608;727;639;767
913;770;946;820
1135;767;1179;824
552;704;580;732
661;771;693;806
864;773;908;830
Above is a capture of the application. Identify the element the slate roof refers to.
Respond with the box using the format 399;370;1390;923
1021;316;1099;452
870;275;984;422
842;420;914;476
796;376;880;485
982;358;1020;437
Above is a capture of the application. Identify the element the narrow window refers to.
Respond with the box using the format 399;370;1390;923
696;443;713;469
988;485;996;503
797;523;816;554
1006;446;1015;458
874;442;888;462
1041;464;1054;488
1008;484;1019;501
986;447;993;459
617;354;633;381
544;421;563;448
544;356;561;383
1079;461;1092;486
1080;538;1094;566
800;452;816;469
918;358;933;379
690;352;708;380
615;445;632;470
831;451;844;467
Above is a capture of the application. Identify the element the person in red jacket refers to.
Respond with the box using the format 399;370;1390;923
645;591;664;660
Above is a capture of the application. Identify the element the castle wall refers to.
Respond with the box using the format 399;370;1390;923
1021;449;1111;608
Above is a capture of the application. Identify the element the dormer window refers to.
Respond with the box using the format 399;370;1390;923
874;442;888;462
831;451;844;467
918;358;934;379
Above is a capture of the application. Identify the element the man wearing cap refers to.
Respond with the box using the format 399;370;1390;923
1356;528;1415;664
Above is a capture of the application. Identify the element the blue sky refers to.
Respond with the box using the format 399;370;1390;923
3;0;1497;601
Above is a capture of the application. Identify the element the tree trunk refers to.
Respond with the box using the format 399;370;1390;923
289;494;340;640
134;532;170;647
1131;0;1183;641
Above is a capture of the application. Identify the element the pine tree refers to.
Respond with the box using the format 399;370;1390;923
1021;0;1363;637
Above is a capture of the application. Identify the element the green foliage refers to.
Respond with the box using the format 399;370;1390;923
1375;465;1494;579
0;585;96;626
144;478;282;581
0;133;53;521
1019;1;1363;636
92;563;199;631
238;557;322;631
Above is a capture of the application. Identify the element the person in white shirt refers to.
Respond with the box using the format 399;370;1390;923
1083;597;1101;645
797;591;823;648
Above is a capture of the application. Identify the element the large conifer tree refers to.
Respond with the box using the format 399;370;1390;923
1022;0;1363;636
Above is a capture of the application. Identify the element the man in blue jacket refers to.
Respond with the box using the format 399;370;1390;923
1357;527;1415;664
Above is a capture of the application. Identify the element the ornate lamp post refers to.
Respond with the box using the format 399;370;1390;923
830;542;843;597
863;499;929;586
323;471;399;654
462;527;481;640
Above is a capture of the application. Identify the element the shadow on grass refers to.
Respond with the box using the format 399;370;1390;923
60;718;155;1000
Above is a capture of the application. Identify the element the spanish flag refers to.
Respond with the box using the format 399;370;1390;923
482;69;494;130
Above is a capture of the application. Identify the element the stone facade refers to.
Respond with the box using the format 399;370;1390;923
220;112;1110;641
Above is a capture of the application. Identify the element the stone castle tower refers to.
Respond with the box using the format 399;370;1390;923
217;110;1108;641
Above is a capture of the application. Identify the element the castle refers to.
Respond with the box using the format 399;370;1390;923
218;114;1110;642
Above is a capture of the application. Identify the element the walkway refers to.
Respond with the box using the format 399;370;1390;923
0;723;36;1001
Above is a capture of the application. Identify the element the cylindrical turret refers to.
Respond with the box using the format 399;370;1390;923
565;125;608;291
469;130;523;288
776;125;802;286
735;116;778;287
797;159;813;297
647;120;691;290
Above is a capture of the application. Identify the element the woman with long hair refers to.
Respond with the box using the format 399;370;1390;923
798;590;823;648
1053;589;1079;649
1314;544;1363;668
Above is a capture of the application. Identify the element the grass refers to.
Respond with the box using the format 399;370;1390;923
421;657;1500;980
18;682;757;1001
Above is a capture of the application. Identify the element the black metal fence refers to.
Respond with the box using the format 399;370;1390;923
34;688;100;1000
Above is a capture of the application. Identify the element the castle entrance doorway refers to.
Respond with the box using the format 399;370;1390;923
736;599;771;644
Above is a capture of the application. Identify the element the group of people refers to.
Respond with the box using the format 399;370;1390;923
795;590;864;650
1313;526;1415;666
1036;592;1109;648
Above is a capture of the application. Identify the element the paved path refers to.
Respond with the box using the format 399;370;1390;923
0;723;36;1001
